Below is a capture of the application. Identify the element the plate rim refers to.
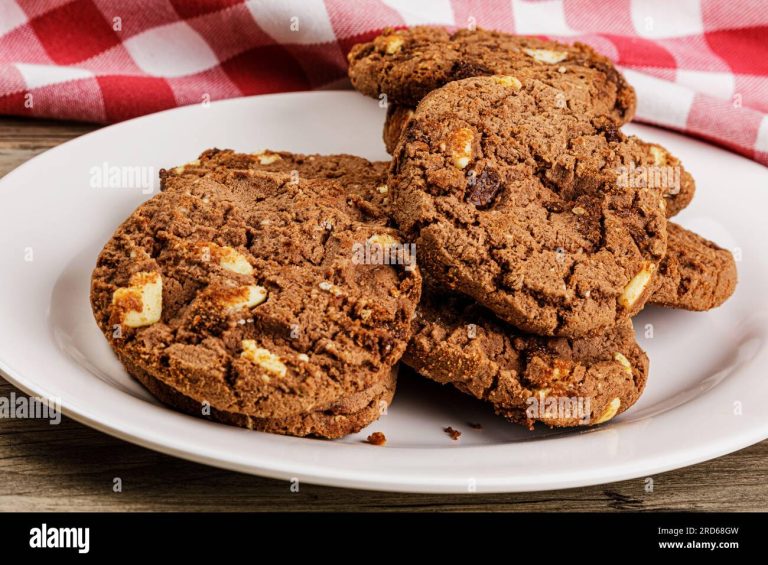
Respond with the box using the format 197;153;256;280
0;91;766;493
2;357;767;493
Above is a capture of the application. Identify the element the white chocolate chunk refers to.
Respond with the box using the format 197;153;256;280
198;242;253;275
217;246;253;275
318;280;342;296
649;145;667;166
493;75;522;89
613;352;633;376
523;48;568;64
241;341;287;378
449;127;474;169
112;271;163;328
619;262;656;310
218;285;268;313
383;35;404;54
367;233;400;247
595;397;621;424
252;151;282;165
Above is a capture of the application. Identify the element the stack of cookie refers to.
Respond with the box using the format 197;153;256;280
91;27;736;439
347;27;737;430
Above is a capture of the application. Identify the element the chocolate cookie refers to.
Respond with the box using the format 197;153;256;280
404;290;648;429
348;27;636;124
162;148;392;221
91;170;421;438
168;149;727;314
652;222;737;311
390;76;668;337
383;104;695;216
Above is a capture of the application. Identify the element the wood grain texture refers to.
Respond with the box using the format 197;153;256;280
0;117;765;512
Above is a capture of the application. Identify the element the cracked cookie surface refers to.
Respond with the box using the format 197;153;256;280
166;149;729;314
91;170;420;438
383;103;695;216
390;76;668;337
162;148;392;222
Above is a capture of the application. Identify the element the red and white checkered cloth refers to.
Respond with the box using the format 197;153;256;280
1;0;767;165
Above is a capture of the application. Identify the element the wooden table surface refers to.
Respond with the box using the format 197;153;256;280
0;116;765;512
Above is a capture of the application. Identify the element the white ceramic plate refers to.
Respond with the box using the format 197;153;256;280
0;92;766;493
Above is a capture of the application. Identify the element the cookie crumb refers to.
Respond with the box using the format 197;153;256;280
467;422;483;430
444;426;461;440
366;432;387;446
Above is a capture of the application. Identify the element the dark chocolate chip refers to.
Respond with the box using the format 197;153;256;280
450;60;494;81
465;167;502;208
